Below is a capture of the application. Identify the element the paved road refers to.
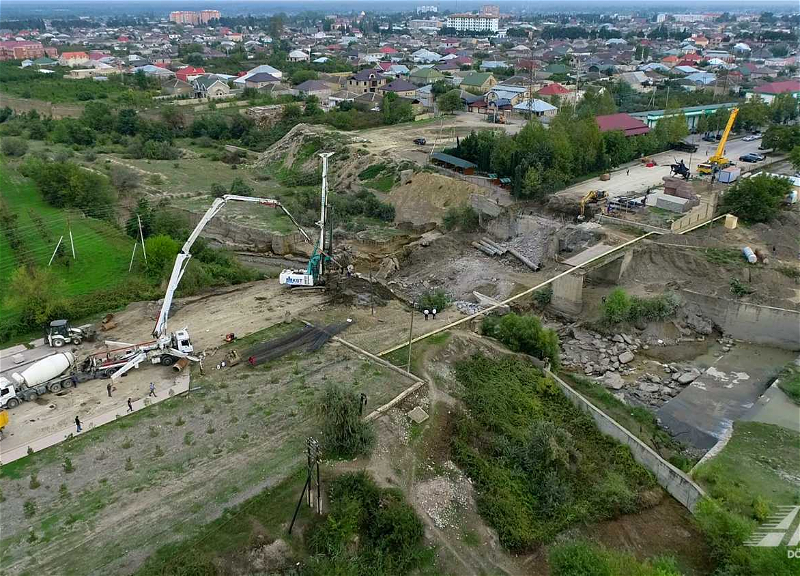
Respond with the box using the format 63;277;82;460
0;341;58;381
554;137;773;202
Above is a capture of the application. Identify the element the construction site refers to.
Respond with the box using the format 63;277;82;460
1;117;799;576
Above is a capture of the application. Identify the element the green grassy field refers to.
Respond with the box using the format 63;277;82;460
693;421;800;519
0;161;134;323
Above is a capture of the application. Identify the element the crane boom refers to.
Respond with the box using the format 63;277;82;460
711;107;739;162
152;194;314;340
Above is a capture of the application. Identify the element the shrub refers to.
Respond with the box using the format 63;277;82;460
418;289;449;312
442;204;480;232
317;382;375;459
109;165;140;193
721;174;793;223
1;136;28;157
23;499;37;518
124;457;134;471
482;313;561;368
63;457;75;474
601;288;677;325
154;444;165;457
29;474;40;490
694;498;753;562
549;541;612;576
358;163;386;181
533;286;553;307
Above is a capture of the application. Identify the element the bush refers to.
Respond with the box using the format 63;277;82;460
721;175;793;223
694;498;753;562
418;289;449;312
1;136;28;157
601;288;677;325
482;313;560;368
109;165;140;193
317;382;375;459
442;204;480;232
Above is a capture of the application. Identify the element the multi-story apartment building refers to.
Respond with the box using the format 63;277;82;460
445;13;499;33
169;10;221;26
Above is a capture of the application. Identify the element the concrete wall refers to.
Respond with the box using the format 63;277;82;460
546;370;707;512
681;290;800;350
550;270;584;315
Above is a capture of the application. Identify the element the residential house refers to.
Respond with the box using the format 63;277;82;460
194;75;231;99
460;72;497;93
408;67;444;86
328;89;360;108
513;99;558;118
294;79;333;99
287;50;309;63
234;64;283;87
176;66;205;82
537;82;570;98
59;51;90;67
161;78;193;96
379;79;418;98
245;72;281;89
747;80;800;105
347;70;388;93
0;40;57;61
595;113;650;137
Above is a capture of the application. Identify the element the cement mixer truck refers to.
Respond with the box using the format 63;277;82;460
0;352;78;409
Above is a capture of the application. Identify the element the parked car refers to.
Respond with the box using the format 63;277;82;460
672;141;698;153
413;138;426;145
702;134;716;143
739;153;764;163
743;135;760;142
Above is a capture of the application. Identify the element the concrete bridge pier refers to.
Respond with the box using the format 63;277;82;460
551;270;585;316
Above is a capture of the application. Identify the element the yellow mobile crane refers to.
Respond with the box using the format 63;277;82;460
698;107;739;175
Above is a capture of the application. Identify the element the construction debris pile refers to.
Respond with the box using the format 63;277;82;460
245;322;352;366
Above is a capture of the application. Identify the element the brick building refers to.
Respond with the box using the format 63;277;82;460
0;41;57;61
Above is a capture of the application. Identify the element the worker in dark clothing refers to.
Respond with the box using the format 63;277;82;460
106;382;112;397
127;398;133;413
75;416;82;433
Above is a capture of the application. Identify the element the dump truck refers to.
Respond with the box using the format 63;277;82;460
0;352;78;409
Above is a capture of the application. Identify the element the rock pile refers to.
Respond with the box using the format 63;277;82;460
560;328;641;377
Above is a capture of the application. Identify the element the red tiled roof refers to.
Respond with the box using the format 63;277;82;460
754;80;800;95
537;82;569;96
379;46;397;54
595;113;650;137
60;51;89;59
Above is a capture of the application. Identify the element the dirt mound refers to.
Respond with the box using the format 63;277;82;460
388;172;483;225
254;123;334;168
622;242;799;307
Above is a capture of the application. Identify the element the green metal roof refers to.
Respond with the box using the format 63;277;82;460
431;152;477;169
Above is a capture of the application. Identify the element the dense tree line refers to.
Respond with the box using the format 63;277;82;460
448;90;687;199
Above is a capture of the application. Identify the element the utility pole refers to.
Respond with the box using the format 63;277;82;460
128;242;138;272
67;217;76;260
406;302;415;373
289;436;321;533
137;214;147;262
48;235;64;266
370;271;374;315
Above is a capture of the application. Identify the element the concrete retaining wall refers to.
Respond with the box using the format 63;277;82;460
546;370;707;512
681;290;800;350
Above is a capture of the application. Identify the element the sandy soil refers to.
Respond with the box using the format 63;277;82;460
389;172;485;226
0;308;415;576
0;282;327;457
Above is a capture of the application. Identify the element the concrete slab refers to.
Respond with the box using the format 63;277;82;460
407;406;429;424
0;344;28;359
562;243;614;267
657;348;790;450
742;382;800;433
0;373;190;465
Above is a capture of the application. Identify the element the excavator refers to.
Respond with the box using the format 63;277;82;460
578;190;608;220
698;107;739;175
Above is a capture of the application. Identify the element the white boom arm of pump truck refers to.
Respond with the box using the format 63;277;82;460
110;195;316;381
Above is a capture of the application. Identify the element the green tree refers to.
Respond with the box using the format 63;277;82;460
437;89;463;114
771;93;799;124
317;382;375;459
721;175;792;223
5;267;64;329
229;177;253;197
1;137;28;157
22;159;114;219
737;98;770;131
143;235;180;279
81;102;113;132
289;69;318;85
790;146;800;171
115;108;139;135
